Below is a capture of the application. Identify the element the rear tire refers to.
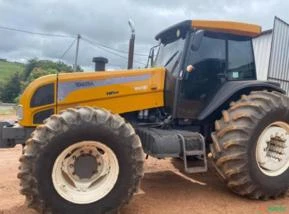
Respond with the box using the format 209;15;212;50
211;91;289;199
18;107;144;213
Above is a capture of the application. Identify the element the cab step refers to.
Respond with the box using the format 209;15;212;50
178;133;207;173
136;127;208;174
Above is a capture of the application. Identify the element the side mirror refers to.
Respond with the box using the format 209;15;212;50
191;30;204;51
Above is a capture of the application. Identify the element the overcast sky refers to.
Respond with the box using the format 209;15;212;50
0;0;288;70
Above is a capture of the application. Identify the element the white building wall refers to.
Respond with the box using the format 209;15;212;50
252;31;272;81
267;17;289;95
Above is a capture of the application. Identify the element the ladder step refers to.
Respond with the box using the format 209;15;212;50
178;132;208;174
185;166;207;173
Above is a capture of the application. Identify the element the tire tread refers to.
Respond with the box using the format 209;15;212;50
211;90;289;199
18;107;144;214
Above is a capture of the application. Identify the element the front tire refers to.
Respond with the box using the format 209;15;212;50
211;91;289;199
18;107;144;213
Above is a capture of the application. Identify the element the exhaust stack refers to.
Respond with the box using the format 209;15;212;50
92;57;108;71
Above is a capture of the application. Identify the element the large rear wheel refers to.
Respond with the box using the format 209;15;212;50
211;91;289;199
18;107;144;213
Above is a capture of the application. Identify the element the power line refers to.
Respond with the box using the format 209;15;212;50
107;63;126;68
0;25;74;38
0;24;148;66
59;39;77;60
0;25;149;57
82;37;146;66
82;37;128;60
81;36;147;57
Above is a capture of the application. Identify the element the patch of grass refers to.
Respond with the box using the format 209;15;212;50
0;60;24;80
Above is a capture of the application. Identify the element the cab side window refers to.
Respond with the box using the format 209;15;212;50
227;40;255;80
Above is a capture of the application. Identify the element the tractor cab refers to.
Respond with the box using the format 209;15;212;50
153;20;263;120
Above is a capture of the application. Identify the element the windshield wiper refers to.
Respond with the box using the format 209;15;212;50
164;51;179;67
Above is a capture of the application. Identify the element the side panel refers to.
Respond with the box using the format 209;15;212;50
57;68;165;114
164;70;177;115
268;17;289;94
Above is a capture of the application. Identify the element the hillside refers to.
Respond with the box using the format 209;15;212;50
0;60;24;81
0;59;74;103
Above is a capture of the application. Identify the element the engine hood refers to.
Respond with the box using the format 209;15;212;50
19;67;166;126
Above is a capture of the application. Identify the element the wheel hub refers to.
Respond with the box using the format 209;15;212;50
65;146;104;181
256;122;289;176
52;141;119;204
74;155;98;179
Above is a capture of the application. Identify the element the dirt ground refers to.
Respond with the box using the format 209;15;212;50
0;113;289;214
0;149;288;214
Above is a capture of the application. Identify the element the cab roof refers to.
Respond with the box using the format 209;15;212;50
155;20;261;41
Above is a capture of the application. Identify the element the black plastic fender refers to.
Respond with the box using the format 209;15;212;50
198;80;285;121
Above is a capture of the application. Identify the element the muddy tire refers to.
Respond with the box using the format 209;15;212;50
18;107;144;214
211;91;289;199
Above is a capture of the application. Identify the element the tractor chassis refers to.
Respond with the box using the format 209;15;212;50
0;121;33;148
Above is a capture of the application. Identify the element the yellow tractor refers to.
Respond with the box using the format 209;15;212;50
1;20;289;213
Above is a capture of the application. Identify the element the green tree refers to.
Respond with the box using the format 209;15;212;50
0;72;21;103
0;59;81;103
22;58;38;81
22;58;76;82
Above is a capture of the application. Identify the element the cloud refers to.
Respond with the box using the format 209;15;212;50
0;0;288;70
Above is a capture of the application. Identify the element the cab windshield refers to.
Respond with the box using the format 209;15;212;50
154;37;185;68
154;28;187;74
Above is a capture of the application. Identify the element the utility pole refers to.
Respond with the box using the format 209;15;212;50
74;34;81;71
128;20;135;69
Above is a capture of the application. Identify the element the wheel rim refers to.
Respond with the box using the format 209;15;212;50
52;141;119;204
256;121;289;176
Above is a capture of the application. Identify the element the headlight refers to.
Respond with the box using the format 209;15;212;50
16;105;23;120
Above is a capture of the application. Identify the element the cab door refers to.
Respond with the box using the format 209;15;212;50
177;34;226;119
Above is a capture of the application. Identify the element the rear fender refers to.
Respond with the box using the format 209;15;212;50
198;81;285;121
